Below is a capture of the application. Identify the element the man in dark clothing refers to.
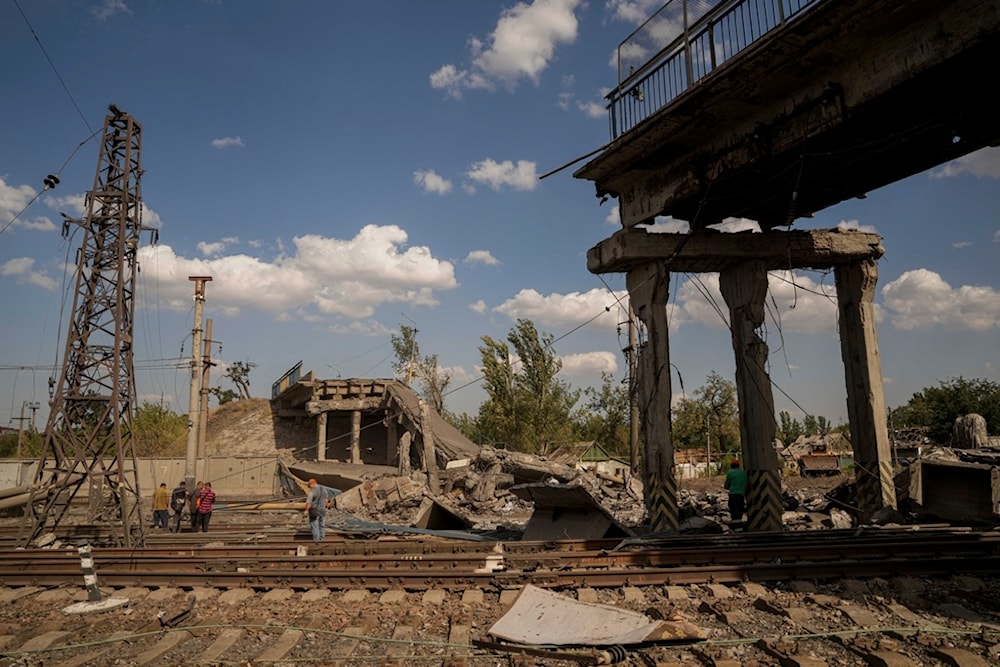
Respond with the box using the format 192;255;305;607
724;458;748;524
169;481;188;533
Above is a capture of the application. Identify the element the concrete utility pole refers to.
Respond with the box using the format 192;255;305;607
185;277;212;492
197;319;214;459
14;401;38;458
627;304;640;476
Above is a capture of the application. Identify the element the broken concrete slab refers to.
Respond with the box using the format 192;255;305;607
488;584;708;646
509;482;633;541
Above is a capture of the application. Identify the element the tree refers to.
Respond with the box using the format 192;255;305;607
672;371;740;454
777;410;804;445
0;426;42;458
891;377;1000;443
575;372;630;456
476;319;580;454
223;360;256;400
131;401;187;456
209;387;238;405
391;324;453;414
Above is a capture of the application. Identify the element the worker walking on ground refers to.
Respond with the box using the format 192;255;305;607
152;482;170;529
724;458;748;525
195;481;215;532
169;480;188;533
304;478;330;542
190;481;204;531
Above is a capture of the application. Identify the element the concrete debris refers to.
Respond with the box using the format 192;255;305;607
488;584;708;646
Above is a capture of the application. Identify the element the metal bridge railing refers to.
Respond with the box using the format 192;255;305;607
609;0;819;139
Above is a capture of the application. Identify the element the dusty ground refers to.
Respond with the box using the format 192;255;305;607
679;471;849;495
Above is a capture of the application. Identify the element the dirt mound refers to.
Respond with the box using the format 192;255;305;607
205;398;286;458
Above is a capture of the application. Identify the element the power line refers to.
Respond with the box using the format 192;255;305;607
13;0;93;134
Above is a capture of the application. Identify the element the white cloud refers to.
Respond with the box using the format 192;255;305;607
559;350;619;376
413;169;453;195
0;257;57;290
881;269;1000;331
994;230;1000;243
930;146;1000;179
578;99;607;118
640;216;689;233
466;159;538;191
0;178;37;226
607;0;664;23
493;287;626;331
430;0;582;97
469;300;488;314
197;237;240;256
605;204;620;225
836;219;878;234
211;136;246;149
328;320;393;336
464;250;500;266
675;271;841;334
16;216;56;232
91;0;130;21
951;241;972;249
137;224;457;320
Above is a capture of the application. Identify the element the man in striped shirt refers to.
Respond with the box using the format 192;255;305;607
195;481;216;532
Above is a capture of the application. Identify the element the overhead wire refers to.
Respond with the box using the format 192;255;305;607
12;0;93;134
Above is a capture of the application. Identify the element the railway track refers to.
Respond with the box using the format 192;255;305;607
1;526;998;590
0;524;997;664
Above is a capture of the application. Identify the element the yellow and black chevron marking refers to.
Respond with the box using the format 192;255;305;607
855;460;897;513
645;471;678;532
878;460;897;508
746;468;782;532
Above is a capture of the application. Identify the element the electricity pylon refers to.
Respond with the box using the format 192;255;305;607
22;106;153;548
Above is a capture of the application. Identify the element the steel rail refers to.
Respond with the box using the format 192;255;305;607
1;554;997;590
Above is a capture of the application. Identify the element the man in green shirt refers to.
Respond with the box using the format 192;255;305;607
724;458;748;524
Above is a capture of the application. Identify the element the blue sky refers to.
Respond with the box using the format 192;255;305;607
2;0;998;434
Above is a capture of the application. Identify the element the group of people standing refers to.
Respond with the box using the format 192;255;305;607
151;480;216;532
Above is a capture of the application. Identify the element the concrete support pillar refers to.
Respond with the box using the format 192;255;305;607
719;261;782;532
399;432;412;476
350;410;361;465
316;412;327;461
835;259;897;519
387;416;398;466
419;400;440;492
626;261;678;532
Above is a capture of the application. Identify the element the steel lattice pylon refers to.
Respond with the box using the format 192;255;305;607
22;108;148;548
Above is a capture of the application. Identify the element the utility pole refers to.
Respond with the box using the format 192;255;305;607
197;319;215;459
401;313;418;386
706;412;712;477
185;277;212;492
23;106;152;548
627;303;640;475
13;401;38;458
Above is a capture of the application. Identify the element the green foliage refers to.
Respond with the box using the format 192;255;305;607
891;376;1000;443
224;360;256;400
671;371;740;451
574;372;630;457
777;410;804;445
777;411;832;444
476;319;580;455
390;324;452;413
131;401;187;456
210;387;238;405
0;427;43;458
